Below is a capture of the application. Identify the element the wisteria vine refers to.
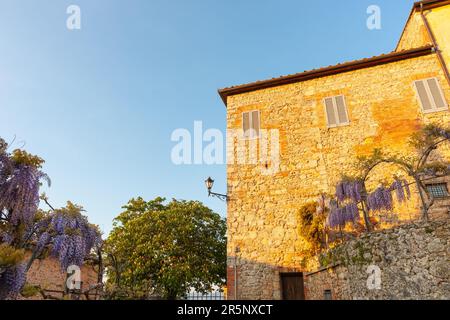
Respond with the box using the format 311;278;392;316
335;180;363;203
390;178;411;203
327;180;364;229
0;139;102;299
327;202;360;228
328;177;413;229
366;186;393;211
37;205;102;271
0;263;26;300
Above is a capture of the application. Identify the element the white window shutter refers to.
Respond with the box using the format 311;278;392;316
335;96;349;124
414;80;433;111
251;111;260;138
427;78;447;109
242;112;250;137
414;78;448;112
324;97;337;127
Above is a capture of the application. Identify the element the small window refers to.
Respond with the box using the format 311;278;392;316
324;290;332;300
242;110;260;139
426;183;449;198
413;78;448;113
324;95;349;128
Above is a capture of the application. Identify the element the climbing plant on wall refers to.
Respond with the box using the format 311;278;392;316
297;201;326;259
356;124;450;221
327;123;450;233
0;138;102;300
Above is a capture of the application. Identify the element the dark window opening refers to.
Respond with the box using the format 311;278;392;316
426;183;449;198
324;289;332;300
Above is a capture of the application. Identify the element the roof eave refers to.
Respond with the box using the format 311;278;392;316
413;0;450;10
218;45;434;107
395;0;450;51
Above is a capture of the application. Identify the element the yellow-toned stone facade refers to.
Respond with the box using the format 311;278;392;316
396;11;430;52
427;5;450;68
225;3;450;300
397;4;450;69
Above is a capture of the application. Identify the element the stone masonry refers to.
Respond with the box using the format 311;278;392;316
304;220;450;300
21;254;100;300
222;1;450;300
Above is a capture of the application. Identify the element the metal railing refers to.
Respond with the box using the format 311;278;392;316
185;291;226;300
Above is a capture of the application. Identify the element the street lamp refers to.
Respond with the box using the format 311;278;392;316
204;177;228;201
205;177;214;192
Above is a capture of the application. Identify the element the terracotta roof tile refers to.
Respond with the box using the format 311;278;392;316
218;46;435;105
218;0;450;106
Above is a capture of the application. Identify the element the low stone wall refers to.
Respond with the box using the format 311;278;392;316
21;255;100;300
304;219;450;300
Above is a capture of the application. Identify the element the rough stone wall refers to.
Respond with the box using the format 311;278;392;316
21;255;100;300
226;53;450;300
225;2;450;300
427;5;450;69
304;220;450;300
397;4;450;77
396;11;430;52
303;265;346;300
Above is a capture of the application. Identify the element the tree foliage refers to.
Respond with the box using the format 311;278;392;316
0;138;102;299
105;197;226;300
297;201;326;256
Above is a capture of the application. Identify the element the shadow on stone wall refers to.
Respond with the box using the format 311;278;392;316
226;256;304;300
227;218;449;300
305;219;450;300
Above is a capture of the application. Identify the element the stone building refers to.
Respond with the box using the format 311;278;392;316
303;220;449;300
218;0;450;300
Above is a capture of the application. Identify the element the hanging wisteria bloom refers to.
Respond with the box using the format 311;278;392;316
45;203;102;271
0;263;26;300
1;165;48;226
0;149;49;228
0;141;102;299
367;186;393;212
336;180;363;203
327;203;360;229
390;179;411;203
0;145;49;299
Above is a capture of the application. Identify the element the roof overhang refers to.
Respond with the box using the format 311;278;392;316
218;45;435;106
413;0;450;10
396;0;450;51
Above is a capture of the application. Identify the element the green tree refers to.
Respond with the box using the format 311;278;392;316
105;197;226;300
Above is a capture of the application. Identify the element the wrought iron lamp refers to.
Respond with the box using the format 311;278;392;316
204;177;228;201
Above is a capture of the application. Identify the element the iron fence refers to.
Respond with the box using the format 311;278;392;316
185;291;226;300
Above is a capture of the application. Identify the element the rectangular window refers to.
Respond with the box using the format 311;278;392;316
242;110;260;139
324;95;349;128
413;78;448;113
426;183;449;198
324;290;332;300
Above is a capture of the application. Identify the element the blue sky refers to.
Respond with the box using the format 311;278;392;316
0;0;415;234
